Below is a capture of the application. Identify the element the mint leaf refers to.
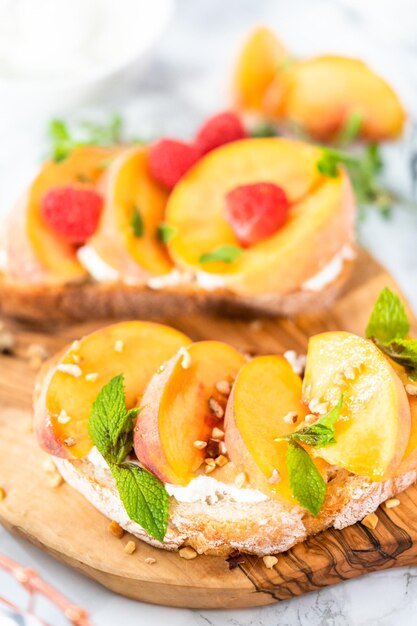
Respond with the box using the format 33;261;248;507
287;441;326;516
366;287;409;343
276;396;343;447
88;374;139;465
250;122;279;138
49;119;73;163
374;338;417;381
336;111;363;146
199;245;243;264
131;207;144;237
157;223;177;243
111;463;169;542
317;148;359;178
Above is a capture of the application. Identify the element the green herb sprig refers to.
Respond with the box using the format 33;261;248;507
199;245;243;264
88;375;169;541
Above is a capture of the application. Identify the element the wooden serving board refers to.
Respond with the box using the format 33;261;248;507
1;248;417;610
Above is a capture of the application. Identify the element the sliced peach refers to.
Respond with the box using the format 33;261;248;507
233;27;288;111
84;146;173;281
165;137;355;295
225;355;310;502
263;56;405;140
135;341;246;485
6;146;119;283
303;332;410;479
36;322;191;459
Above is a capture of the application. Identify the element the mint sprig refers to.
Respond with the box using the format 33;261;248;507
276;396;343;448
199;245;243;264
286;441;326;517
157;223;177;243
131;207;144;238
88;375;169;541
366;287;417;380
49;115;123;163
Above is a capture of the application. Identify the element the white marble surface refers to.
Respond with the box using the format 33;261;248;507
1;0;417;624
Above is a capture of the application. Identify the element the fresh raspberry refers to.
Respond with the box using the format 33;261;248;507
225;183;290;247
41;186;103;244
195;111;248;155
148;139;200;189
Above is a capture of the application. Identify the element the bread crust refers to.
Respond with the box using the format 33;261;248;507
54;455;416;556
0;257;352;324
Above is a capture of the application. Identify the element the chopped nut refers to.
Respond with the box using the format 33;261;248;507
71;340;81;351
315;402;329;415
204;458;216;467
234;472;246;489
193;440;207;450
114;340;124;353
268;469;281;484
215;454;228;467
305;413;318;424
219;441;227;455
64;437;76;447
282;411;298;424
344;365;355;380
72;353;80;364
385;498;400;509
178;347;191;369
157;364;165;373
0;330;15;355
204;463;216;474
405;384;417;397
263;555;278;569
215;380;231;396
48;474;63;488
85;372;99;382
0;487;6;501
26;344;49;368
212;426;224;440
57;409;71;424
124;540;136;554
109;521;125;538
57;363;82;377
361;512;379;530
42;458;56;473
308;398;320;412
179;546;198;560
208;396;224;419
205;438;220;458
145;557;156;565
283;350;306;376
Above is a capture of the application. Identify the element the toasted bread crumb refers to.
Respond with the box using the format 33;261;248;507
268;469;280;484
361;512;379;529
178;347;191;369
109;521;125;538
145;557;156;565
57;409;71;424
57;363;82;378
85;372;99;382
42;458;56;473
124;540;136;554
114;340;124;353
48;474;63;488
212;427;224;440
215;454;228;467
179;546;198;560
208;396;224;419
234;472;246;489
215;380;231;396
263;555;278;569
385;498;400;509
193;440;207;450
0;487;6;501
405;384;417;397
282;411;298;424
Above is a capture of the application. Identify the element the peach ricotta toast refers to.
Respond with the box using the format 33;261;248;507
34;288;417;556
0;112;356;322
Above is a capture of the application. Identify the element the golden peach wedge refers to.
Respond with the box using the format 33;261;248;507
134;341;246;485
225;355;313;502
35;321;191;459
263;56;405;141
303;332;410;479
83;146;173;282
165;137;355;295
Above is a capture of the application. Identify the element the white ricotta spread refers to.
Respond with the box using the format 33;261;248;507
147;269;192;290
195;271;226;291
77;245;120;283
86;447;268;504
0;248;7;273
301;245;355;292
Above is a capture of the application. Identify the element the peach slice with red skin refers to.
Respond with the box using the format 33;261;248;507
6;146;118;284
263;56;405;141
84;146;173;281
165;137;355;295
35;321;191;459
303;332;411;479
224;355;310;502
135;341;246;485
